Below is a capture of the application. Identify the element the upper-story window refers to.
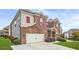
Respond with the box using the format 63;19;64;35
56;23;59;28
48;23;54;28
26;16;30;23
14;21;16;27
40;18;43;22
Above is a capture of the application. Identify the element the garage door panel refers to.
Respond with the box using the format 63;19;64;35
26;34;44;43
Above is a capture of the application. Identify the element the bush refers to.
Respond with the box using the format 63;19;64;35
68;37;79;41
12;38;20;45
45;37;55;42
75;38;79;41
0;35;20;45
0;35;8;39
57;37;66;42
59;34;64;38
0;35;15;40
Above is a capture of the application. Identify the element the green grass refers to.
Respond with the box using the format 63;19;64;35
55;41;79;50
0;37;12;50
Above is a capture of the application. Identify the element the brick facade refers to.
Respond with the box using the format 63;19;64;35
47;18;61;41
20;27;26;44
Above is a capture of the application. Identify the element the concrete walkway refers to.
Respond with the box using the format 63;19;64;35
11;42;74;50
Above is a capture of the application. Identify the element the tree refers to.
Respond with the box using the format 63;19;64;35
58;34;64;38
72;32;79;41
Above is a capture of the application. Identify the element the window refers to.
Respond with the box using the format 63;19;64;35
40;18;43;22
56;24;58;28
26;16;30;23
14;21;16;27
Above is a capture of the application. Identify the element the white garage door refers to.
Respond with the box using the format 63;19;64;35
26;34;44;43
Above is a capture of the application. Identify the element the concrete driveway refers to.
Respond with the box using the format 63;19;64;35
11;42;73;50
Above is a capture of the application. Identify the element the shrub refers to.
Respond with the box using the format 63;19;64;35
45;37;55;42
68;37;79;41
57;37;66;42
0;35;9;39
12;38;20;45
75;38;79;41
59;34;64;38
0;35;20;45
0;35;15;40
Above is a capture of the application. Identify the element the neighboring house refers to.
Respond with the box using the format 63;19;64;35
47;18;62;41
3;26;10;36
0;30;3;35
10;9;48;44
64;29;79;38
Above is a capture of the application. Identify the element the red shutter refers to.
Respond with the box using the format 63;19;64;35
37;16;41;32
38;16;40;25
34;16;35;23
26;16;30;23
42;17;44;26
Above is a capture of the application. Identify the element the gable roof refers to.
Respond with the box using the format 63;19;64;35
68;29;79;32
10;9;21;26
10;9;48;26
48;18;61;24
3;25;10;30
64;29;79;33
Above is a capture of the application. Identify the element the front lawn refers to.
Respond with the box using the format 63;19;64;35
0;37;12;50
55;41;79;50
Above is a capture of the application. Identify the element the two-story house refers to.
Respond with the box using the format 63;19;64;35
64;29;79;38
47;18;62;41
10;9;48;44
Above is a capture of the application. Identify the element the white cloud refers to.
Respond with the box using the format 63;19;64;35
61;14;79;32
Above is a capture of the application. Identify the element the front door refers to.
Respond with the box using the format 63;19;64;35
52;31;55;40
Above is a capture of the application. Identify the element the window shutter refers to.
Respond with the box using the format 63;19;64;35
38;16;40;25
26;16;30;23
34;16;36;23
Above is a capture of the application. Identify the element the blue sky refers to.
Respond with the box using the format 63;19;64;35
0;9;18;30
0;9;79;32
